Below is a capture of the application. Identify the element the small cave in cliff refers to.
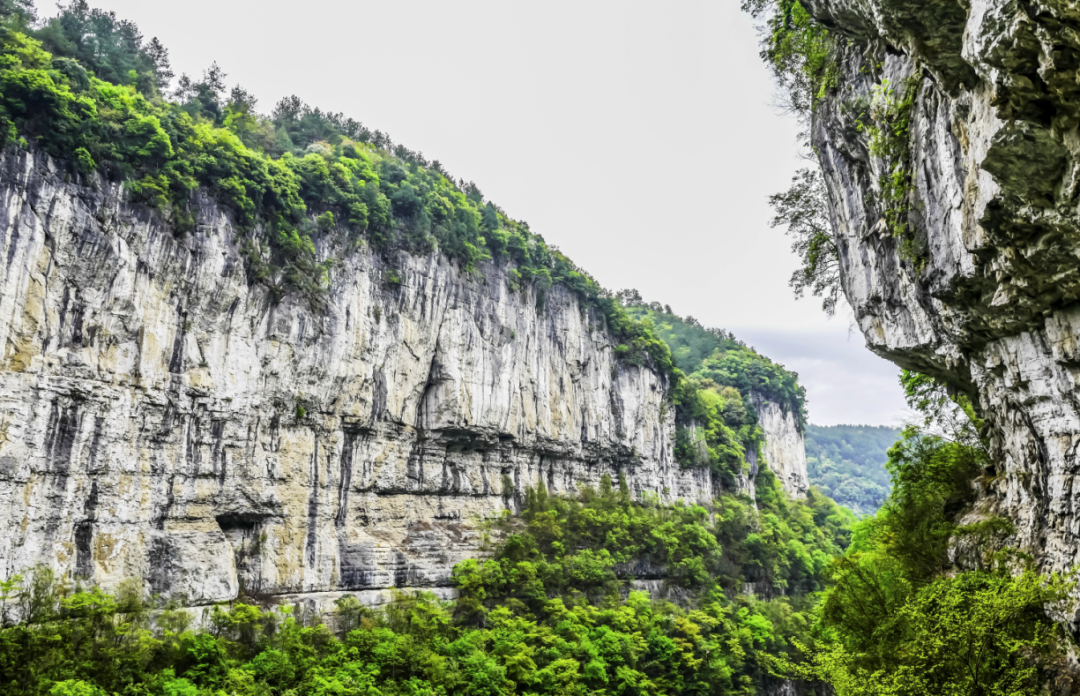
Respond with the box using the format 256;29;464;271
216;513;271;598
215;512;266;533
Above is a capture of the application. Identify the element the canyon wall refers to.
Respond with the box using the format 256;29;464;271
0;149;809;609
750;394;808;497
805;0;1080;578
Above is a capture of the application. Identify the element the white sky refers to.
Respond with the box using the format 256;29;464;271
73;0;908;426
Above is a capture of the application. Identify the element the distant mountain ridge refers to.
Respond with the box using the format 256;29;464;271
805;424;901;515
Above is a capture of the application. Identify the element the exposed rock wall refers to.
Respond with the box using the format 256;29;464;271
751;394;809;496
805;0;1080;577
0;148;724;608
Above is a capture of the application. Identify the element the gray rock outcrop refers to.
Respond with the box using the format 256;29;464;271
0;148;808;609
803;0;1080;576
751;394;809;497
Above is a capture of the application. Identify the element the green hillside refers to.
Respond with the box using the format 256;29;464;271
805;424;901;515
622;297;805;423
623;297;898;517
619;299;808;489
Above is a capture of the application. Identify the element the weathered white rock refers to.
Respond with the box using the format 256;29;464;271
751;394;809;497
0;149;808;609
804;0;1080;582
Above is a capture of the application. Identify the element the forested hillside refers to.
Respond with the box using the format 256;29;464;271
621;293;898;516
620;296;808;488
805;425;900;515
621;294;804;421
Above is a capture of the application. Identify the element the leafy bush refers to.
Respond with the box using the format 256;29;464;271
741;0;837;118
775;372;1074;694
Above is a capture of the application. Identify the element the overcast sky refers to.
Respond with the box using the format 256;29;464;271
76;0;908;426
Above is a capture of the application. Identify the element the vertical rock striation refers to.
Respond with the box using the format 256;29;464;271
804;0;1080;579
751;393;809;497
0;149;805;609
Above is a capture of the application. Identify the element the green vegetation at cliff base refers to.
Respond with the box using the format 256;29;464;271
0;471;853;696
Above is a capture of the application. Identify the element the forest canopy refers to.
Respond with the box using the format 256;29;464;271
623;302;804;420
805;425;900;516
0;473;856;696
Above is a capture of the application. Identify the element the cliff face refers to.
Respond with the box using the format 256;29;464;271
0;149;809;608
805;0;1080;574
0;148;701;606
751;394;808;497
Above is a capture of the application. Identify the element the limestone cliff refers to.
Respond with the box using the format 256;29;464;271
751;394;808;497
0;148;808;609
804;0;1080;576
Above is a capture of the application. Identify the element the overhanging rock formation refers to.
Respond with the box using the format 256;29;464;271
804;0;1080;576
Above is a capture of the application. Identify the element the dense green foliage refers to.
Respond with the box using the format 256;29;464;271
459;472;853;612
766;169;841;316
777;373;1075;695
805;424;900;516
740;0;837;119
617;298;807;485
622;301;805;419
746;0;926;297
0;475;855;696
740;0;846;311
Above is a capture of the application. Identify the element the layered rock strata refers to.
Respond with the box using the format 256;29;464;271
0;149;807;608
804;0;1080;578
